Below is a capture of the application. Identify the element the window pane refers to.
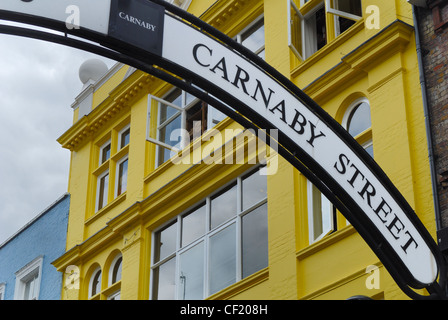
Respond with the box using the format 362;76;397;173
158;145;174;166
242;170;267;211
242;203;268;278
186;101;207;139
304;5;327;58
160;103;180;125
365;144;374;158
91;270;101;296
112;257;122;284
97;173;109;211
208;106;226;128
315;6;327;50
117;159;128;196
24;274;38;300
158;115;182;165
181;204;206;247
120;128;130;149
337;16;356;34
179;242;204;300
154;222;177;263
241;19;265;53
159;89;182;124
290;2;303;59
310;184;333;242
334;0;362;16
160;115;182;147
347;102;371;137
209;224;236;295
101;143;111;164
185;91;197;107
210;184;237;229
152;258;175;300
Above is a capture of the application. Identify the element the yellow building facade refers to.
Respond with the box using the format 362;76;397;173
53;0;438;300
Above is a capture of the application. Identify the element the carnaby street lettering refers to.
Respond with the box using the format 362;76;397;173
118;11;157;31
192;43;326;148
334;153;419;254
192;40;423;258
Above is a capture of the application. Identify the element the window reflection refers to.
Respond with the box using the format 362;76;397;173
347;102;371;137
210;184;237;229
153;258;176;300
242;170;267;211
209;224;236;295
242;203;268;278
154;222;177;263
179;242;204;300
181;204;206;247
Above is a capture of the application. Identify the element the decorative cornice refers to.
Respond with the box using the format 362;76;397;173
200;0;252;29
58;71;154;151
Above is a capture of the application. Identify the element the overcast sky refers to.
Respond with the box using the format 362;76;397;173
0;31;115;245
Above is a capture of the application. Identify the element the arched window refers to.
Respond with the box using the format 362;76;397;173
107;253;122;300
109;254;122;286
343;98;373;158
88;267;102;298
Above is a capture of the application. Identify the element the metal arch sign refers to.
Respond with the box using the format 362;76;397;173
0;0;445;299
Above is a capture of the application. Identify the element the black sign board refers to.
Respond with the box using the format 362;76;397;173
108;0;164;55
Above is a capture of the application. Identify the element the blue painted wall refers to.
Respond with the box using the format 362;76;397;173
0;193;69;300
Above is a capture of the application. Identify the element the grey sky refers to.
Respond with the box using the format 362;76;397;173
0;32;115;244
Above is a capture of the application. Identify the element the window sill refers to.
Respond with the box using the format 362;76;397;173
102;281;121;298
206;267;269;300
296;225;357;260
111;144;129;163
86;192;127;226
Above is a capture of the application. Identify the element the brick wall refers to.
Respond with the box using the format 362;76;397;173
417;1;448;228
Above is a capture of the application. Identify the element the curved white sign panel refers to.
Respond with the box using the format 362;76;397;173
0;0;444;298
163;14;436;284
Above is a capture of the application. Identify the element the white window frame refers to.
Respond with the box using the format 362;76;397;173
288;0;326;60
99;140;111;166
118;124;131;150
235;15;265;58
14;256;43;300
95;170;109;212
326;0;362;37
149;90;222;167
107;290;121;300
150;168;268;300
115;156;129;198
106;254;122;300
108;254;123;287
341;97;370;132
307;180;335;244
288;0;305;61
342;97;373;160
288;0;362;60
0;283;5;300
88;267;102;298
149;92;190;167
